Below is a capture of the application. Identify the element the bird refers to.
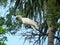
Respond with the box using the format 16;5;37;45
16;15;38;32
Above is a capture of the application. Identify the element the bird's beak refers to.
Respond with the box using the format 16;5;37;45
14;14;16;16
16;17;18;20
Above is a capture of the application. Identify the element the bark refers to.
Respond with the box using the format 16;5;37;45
46;0;56;45
48;26;55;45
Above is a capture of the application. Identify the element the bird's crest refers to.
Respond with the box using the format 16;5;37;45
16;15;22;18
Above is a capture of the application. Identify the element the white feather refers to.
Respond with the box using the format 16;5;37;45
16;15;38;32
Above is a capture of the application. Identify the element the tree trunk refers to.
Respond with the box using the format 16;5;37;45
46;0;56;45
48;26;55;45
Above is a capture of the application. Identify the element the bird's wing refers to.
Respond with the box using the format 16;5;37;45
22;18;37;27
22;18;30;24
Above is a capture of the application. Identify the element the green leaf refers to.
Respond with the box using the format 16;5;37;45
0;42;6;45
0;17;5;26
0;26;6;34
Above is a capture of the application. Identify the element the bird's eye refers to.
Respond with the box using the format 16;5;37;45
16;17;19;20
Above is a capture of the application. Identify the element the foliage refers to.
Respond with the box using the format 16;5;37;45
0;42;6;45
0;0;7;7
0;26;6;34
0;17;7;45
0;17;5;26
0;26;7;45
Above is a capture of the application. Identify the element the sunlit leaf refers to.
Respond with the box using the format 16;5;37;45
0;26;6;34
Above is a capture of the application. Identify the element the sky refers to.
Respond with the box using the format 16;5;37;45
5;34;24;45
4;25;36;45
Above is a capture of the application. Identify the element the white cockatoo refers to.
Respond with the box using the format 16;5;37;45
16;15;38;32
